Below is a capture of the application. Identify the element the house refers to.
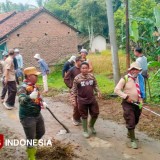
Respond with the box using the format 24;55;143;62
91;35;107;52
0;8;79;66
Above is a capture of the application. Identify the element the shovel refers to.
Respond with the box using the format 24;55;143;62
46;107;70;133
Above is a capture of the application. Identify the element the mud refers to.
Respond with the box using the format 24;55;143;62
0;93;160;160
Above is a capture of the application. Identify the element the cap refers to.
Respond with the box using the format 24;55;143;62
24;67;41;76
128;62;142;71
34;53;41;60
14;48;19;52
79;49;88;55
68;56;76;62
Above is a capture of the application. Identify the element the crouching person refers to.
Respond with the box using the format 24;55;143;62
71;62;101;138
114;62;145;149
18;67;46;160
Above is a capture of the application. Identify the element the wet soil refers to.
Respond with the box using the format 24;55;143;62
0;92;160;160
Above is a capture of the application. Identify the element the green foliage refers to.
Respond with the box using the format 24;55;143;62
0;0;36;12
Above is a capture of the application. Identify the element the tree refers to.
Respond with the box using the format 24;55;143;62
36;0;44;7
106;0;120;84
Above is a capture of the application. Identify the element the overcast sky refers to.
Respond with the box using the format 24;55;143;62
0;0;37;6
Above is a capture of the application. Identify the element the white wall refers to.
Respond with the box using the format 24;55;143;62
91;35;107;52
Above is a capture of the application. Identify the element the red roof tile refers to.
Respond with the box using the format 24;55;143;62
0;11;15;22
0;8;42;39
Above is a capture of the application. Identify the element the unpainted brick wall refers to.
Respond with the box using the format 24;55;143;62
7;12;79;67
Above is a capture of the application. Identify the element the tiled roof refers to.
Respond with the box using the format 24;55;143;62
0;8;79;40
0;11;16;22
0;8;42;39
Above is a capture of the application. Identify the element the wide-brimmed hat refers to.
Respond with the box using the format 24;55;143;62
34;53;41;60
79;49;88;55
24;67;41;76
128;62;142;71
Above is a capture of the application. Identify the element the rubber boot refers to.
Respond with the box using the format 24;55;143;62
82;119;89;138
127;130;131;138
129;129;138;149
89;117;97;134
26;147;37;160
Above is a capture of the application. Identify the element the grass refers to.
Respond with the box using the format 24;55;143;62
37;50;126;95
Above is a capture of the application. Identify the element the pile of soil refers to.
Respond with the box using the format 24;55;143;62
36;139;76;160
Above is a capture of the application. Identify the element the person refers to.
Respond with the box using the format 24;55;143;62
0;53;8;103
79;48;93;72
64;56;82;126
14;48;23;69
114;62;145;149
62;55;76;77
34;53;49;93
134;47;148;79
3;49;17;109
14;48;24;84
71;62;101;138
17;67;46;160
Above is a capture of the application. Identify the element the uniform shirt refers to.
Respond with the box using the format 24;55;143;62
18;82;41;119
4;56;15;81
114;74;145;102
64;66;81;88
71;73;99;104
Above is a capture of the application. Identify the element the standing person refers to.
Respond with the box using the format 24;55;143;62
71;62;101;138
3;49;17;109
18;67;46;160
14;48;24;84
34;54;49;93
79;49;93;72
114;62;145;149
64;56;82;125
134;47;148;79
0;53;8;102
62;55;76;77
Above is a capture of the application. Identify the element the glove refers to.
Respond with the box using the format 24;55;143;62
29;88;38;99
138;103;143;110
42;102;48;109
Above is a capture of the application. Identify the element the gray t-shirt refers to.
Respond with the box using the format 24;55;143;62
136;55;148;78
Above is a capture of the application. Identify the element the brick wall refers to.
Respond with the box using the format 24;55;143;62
7;12;78;67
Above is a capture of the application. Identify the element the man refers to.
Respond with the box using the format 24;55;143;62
14;48;24;84
79;48;93;72
64;56;82;126
62;55;76;77
14;48;23;69
134;47;148;79
114;62;145;149
34;53;49;93
18;67;46;160
71;62;101;138
0;53;8;102
3;49;17;109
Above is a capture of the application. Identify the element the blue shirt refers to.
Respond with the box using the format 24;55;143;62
38;59;49;76
138;74;145;99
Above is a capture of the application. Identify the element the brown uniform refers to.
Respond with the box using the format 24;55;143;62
71;73;99;119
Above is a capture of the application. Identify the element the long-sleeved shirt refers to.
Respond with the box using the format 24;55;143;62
64;66;81;89
18;81;41;119
15;54;23;69
62;61;74;77
71;73;99;104
114;74;145;102
38;59;49;76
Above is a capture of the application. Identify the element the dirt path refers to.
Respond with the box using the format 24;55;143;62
0;94;160;160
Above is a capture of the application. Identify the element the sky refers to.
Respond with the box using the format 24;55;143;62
0;0;37;6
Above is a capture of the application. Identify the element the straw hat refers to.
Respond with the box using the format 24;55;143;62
128;62;142;71
24;67;41;75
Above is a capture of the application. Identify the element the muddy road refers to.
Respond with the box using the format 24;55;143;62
0;94;160;160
